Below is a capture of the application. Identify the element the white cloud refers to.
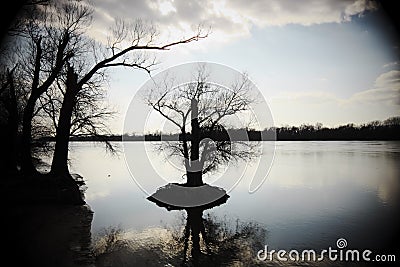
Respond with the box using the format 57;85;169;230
273;70;400;107
383;61;399;69
226;0;377;27
349;70;400;105
273;90;339;105
270;70;400;126
90;0;378;45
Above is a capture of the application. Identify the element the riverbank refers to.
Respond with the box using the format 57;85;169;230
5;203;94;267
3;171;94;266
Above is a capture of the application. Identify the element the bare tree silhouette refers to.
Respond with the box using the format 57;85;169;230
145;64;259;186
1;0;208;204
0;66;18;175
15;1;92;176
50;21;208;182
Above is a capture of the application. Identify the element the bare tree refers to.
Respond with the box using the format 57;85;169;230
13;0;206;176
49;17;208;179
0;66;18;174
38;65;116;151
2;0;208;204
0;0;52;175
15;0;92;176
145;65;259;186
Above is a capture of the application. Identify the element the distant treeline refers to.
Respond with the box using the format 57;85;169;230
273;117;400;140
41;116;400;142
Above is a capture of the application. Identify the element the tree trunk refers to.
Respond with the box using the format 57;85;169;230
187;99;203;186
1;69;18;175
50;66;85;205
21;94;39;176
6;70;18;175
50;66;78;176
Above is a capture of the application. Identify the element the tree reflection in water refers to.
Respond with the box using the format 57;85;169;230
93;198;267;266
94;65;270;265
175;205;267;266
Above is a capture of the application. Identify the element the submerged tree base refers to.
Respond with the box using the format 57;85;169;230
147;183;229;211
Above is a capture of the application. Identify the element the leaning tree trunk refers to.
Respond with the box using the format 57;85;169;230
21;35;70;177
50;66;78;176
50;66;84;205
1;68;18;175
187;99;203;186
21;94;40;176
6;69;18;175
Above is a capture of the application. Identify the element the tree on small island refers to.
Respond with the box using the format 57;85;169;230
144;64;259;186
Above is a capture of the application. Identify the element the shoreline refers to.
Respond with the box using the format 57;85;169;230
6;203;94;267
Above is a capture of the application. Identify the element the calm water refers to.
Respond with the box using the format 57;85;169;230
68;141;400;254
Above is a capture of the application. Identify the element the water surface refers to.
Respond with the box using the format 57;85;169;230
68;141;400;253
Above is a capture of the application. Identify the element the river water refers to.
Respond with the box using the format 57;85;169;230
67;141;400;263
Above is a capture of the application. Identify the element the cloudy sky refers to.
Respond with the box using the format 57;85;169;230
89;0;399;132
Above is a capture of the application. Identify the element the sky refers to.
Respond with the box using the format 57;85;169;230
86;0;399;132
